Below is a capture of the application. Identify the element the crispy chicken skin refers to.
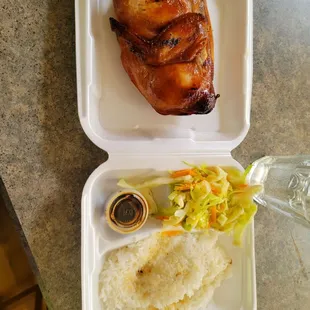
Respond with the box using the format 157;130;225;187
110;0;219;115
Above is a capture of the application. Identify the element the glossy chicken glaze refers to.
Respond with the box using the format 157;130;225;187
110;0;219;115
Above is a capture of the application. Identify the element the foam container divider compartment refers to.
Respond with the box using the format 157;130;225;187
81;156;256;310
75;0;253;154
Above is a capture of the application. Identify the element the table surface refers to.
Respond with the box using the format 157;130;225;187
1;0;310;309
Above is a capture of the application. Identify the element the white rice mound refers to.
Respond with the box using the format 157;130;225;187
99;232;232;310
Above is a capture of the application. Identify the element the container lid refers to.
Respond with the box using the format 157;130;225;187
75;0;253;155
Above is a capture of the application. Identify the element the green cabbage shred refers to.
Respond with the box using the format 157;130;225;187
117;164;261;246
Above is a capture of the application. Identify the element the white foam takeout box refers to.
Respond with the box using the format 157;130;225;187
75;0;256;309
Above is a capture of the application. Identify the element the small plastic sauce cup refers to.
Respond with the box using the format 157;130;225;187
105;189;149;234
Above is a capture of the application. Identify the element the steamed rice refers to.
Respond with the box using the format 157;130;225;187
99;232;231;310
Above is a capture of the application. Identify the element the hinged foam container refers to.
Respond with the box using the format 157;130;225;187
75;0;256;309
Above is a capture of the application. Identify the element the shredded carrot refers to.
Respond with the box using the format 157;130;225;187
175;183;192;191
211;185;220;194
209;206;217;224
155;216;170;221
237;184;248;189
170;169;196;178
219;204;226;211
161;230;183;237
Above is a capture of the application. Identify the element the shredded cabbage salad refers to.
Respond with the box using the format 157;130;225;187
117;163;261;246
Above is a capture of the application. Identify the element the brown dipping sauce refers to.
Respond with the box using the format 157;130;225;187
108;193;147;231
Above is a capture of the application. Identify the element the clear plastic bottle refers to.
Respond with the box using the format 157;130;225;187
247;156;310;228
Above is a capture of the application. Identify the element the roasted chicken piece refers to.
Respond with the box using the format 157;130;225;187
110;0;219;115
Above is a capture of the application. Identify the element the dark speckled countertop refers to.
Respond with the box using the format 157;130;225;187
1;1;310;309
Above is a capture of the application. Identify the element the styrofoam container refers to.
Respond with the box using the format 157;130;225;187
75;0;255;309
